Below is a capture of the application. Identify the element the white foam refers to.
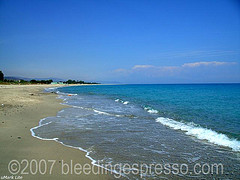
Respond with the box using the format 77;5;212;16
156;117;240;151
30;118;55;141
44;87;59;93
30;118;124;178
68;93;78;96
148;109;158;114
123;101;129;105
115;99;129;105
93;109;112;115
144;107;159;114
71;104;124;118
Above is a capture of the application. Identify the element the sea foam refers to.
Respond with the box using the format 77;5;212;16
144;106;159;114
30;118;123;178
156;117;240;151
115;99;129;105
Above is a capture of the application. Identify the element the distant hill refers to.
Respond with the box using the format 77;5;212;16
5;76;65;82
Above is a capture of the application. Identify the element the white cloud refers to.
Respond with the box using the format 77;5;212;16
114;61;237;74
132;65;155;69
182;61;236;68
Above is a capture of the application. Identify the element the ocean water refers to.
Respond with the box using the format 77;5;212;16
32;84;240;179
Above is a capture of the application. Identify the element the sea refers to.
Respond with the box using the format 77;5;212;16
31;84;240;179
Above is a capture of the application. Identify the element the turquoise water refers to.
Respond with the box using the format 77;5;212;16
32;84;240;179
59;84;240;141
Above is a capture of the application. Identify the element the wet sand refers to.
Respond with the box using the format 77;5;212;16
0;84;114;179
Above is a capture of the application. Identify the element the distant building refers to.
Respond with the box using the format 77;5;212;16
51;82;65;85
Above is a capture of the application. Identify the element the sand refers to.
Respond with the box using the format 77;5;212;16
0;84;115;179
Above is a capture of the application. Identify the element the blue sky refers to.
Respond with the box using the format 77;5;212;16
0;0;239;83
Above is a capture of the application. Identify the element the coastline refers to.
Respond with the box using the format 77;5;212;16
0;84;114;179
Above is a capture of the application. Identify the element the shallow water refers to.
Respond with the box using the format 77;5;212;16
32;84;240;179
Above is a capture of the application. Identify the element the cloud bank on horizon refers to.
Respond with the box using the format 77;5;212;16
115;61;237;72
113;61;239;83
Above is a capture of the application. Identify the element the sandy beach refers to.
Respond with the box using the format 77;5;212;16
0;84;114;179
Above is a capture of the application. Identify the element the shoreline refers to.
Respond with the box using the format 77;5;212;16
0;84;114;179
30;88;125;179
